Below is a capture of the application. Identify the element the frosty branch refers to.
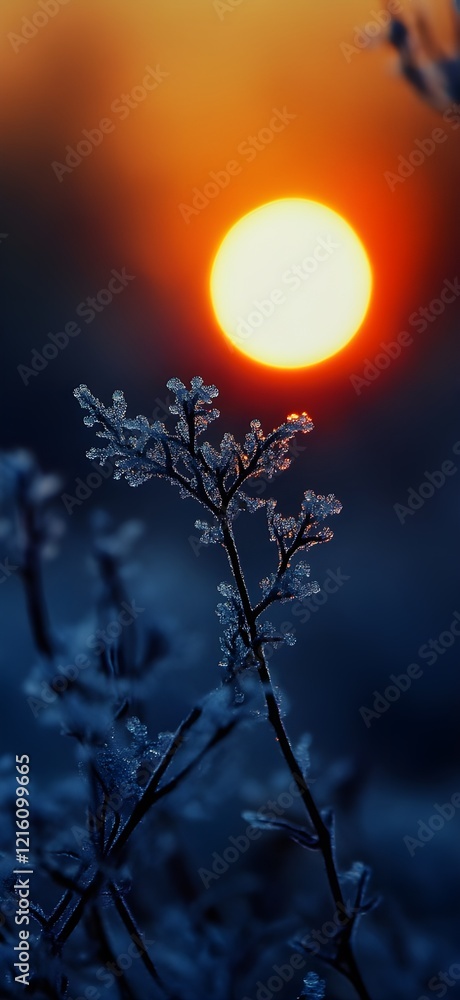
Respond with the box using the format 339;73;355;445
74;376;376;1000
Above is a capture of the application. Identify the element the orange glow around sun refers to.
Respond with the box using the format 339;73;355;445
0;0;452;389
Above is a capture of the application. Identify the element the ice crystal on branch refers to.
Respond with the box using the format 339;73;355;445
195;519;224;545
216;581;252;676
266;491;342;558
167;375;220;445
74;381;314;510
75;377;341;675
300;972;326;999
260;562;320;603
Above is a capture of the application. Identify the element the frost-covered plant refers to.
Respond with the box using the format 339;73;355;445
1;457;262;998
385;0;460;110
299;971;326;999
0;450;64;657
73;376;376;1000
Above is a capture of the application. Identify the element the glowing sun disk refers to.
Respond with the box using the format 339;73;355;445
210;199;372;368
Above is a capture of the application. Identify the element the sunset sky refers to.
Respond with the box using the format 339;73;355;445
2;0;459;424
1;0;459;754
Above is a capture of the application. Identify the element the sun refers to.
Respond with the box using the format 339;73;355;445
210;198;372;369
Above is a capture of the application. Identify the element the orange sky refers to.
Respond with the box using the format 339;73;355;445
1;0;459;402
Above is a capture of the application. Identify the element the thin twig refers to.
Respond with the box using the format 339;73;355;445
151;716;238;806
222;520;372;1000
17;481;56;659
20;563;55;659
110;704;203;856
110;883;168;995
90;905;136;1000
49;701;234;948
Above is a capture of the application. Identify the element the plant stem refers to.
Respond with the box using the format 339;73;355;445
110;883;170;996
257;648;371;1000
49;702;236;946
55;869;103;945
17;480;55;659
20;557;55;659
222;522;372;1000
256;650;343;901
150;716;237;807
90;905;136;1000
110;705;203;856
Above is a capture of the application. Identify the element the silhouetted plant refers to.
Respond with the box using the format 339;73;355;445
385;0;460;109
69;376;377;1000
0;379;386;998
